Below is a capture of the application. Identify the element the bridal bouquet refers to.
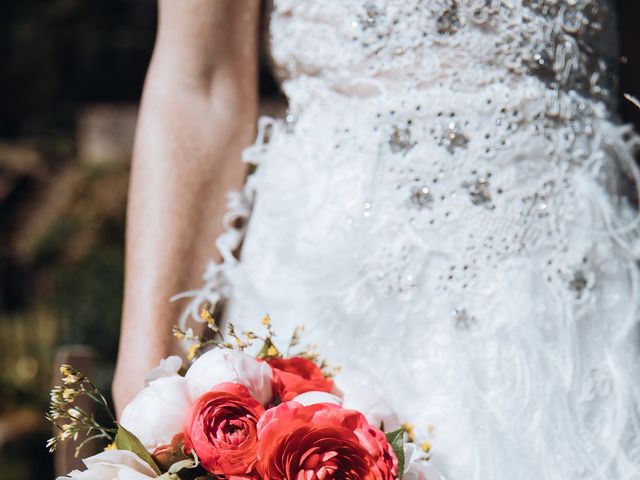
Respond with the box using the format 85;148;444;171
48;310;434;479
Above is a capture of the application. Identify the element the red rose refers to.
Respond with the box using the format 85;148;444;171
183;382;265;477
256;402;398;480
268;357;335;402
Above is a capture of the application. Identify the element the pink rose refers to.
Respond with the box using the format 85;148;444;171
184;382;264;477
257;401;398;480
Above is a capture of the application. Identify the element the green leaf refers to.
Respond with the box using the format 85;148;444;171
115;425;161;475
385;428;405;478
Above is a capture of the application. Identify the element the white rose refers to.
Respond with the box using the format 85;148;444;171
145;355;183;384
185;348;273;405
292;390;343;406
57;449;156;479
120;375;192;451
334;369;400;431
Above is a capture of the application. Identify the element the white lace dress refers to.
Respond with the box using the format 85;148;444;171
179;1;640;478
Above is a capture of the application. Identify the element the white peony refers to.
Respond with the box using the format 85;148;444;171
292;390;343;406
185;348;273;405
334;369;401;431
145;355;183;384
403;444;446;480
57;449;157;479
120;375;192;451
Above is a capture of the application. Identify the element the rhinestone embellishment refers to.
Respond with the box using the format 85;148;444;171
436;0;461;34
569;269;589;298
357;2;382;29
409;186;434;209
452;309;476;328
437;122;469;152
463;178;492;206
389;126;415;153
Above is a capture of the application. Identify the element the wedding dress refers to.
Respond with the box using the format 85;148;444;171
178;1;640;478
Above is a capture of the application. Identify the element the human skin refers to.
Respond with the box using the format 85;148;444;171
112;0;260;416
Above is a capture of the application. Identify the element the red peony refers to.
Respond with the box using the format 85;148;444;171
256;401;398;480
268;357;335;402
183;382;265;477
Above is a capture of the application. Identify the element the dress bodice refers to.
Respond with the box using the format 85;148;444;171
270;0;618;108
182;2;640;478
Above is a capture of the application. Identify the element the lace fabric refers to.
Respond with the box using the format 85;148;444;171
270;0;618;108
180;1;640;478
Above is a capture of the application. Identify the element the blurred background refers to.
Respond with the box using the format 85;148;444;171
0;1;637;479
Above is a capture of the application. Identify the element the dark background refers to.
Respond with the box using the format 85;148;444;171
0;1;637;479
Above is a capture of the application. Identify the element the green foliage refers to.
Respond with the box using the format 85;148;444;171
386;427;406;478
115;426;162;475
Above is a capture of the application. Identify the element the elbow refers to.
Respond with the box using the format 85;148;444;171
144;50;259;124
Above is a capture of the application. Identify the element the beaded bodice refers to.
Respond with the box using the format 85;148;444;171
258;0;636;310
270;0;619;108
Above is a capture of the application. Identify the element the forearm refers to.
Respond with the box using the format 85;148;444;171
113;75;257;415
112;0;259;415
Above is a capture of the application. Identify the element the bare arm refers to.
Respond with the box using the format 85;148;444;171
113;0;260;415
